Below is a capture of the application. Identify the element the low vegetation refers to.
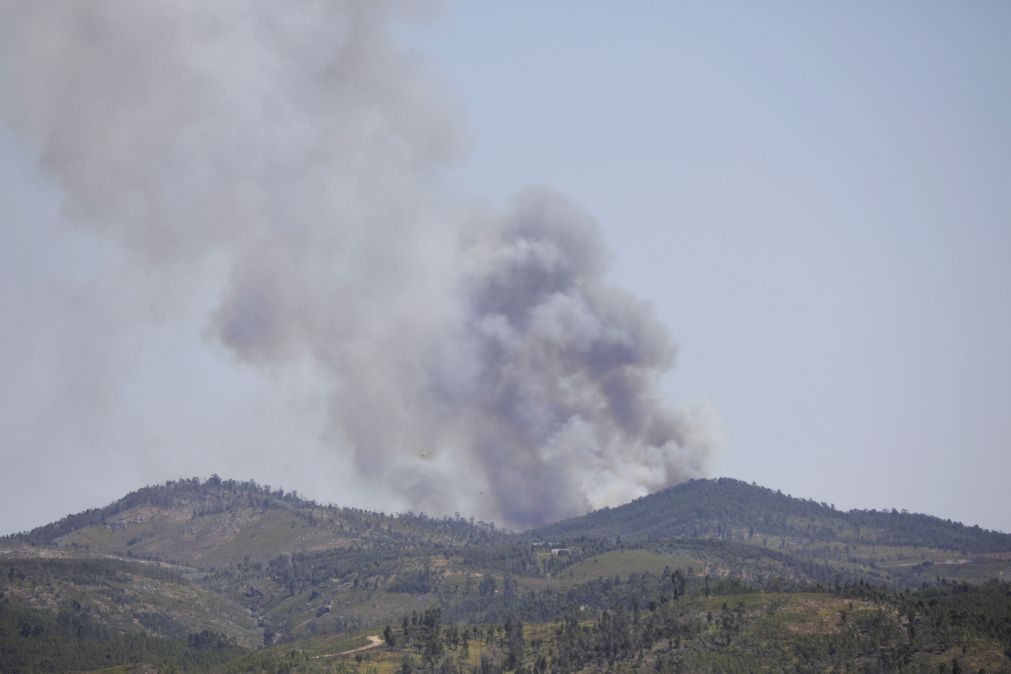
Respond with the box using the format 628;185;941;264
1;476;1009;672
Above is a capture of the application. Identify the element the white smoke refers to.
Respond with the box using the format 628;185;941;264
0;1;714;528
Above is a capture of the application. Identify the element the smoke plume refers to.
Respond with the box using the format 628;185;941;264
0;1;713;528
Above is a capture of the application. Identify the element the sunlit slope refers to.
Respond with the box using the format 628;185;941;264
14;478;505;569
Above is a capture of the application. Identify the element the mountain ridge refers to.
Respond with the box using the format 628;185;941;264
3;475;1010;672
6;476;507;569
11;475;1007;548
528;477;1011;550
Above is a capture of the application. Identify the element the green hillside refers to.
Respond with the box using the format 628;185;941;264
2;475;1010;672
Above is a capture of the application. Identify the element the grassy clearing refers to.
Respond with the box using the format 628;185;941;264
56;505;355;569
195;510;308;567
930;558;1011;583
263;584;435;642
561;549;702;583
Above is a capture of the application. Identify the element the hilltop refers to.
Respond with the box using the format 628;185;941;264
530;477;1010;551
13;476;505;568
2;476;1010;672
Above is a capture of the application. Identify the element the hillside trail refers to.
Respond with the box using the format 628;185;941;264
313;634;384;659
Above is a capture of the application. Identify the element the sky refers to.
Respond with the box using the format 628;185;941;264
1;1;1009;534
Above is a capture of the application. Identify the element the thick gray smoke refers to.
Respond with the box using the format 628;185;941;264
0;1;712;528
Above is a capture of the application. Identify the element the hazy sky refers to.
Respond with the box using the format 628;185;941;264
409;1;1011;531
1;2;1009;534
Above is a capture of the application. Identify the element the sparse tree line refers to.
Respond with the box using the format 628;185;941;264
5;559;1009;672
352;578;1011;673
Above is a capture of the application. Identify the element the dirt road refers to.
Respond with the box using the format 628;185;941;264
313;634;384;659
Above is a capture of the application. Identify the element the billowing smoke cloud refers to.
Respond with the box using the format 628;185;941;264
0;1;713;528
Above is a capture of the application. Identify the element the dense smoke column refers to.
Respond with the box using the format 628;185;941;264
449;189;709;527
0;2;712;528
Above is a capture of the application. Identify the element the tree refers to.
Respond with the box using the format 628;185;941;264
504;614;524;671
503;574;518;599
421;607;443;665
671;570;686;600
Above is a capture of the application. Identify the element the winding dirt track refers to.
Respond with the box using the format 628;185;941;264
312;634;384;659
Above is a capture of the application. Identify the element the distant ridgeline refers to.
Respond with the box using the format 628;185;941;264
3;475;1011;672
11;476;1009;553
8;476;506;549
9;477;311;544
528;477;1011;552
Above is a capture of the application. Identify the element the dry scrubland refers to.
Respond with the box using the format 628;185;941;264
2;477;1010;672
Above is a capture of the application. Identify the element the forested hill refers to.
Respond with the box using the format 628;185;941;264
528;477;1011;552
11;477;319;544
3;475;1011;672
7;477;506;567
14;476;1010;558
